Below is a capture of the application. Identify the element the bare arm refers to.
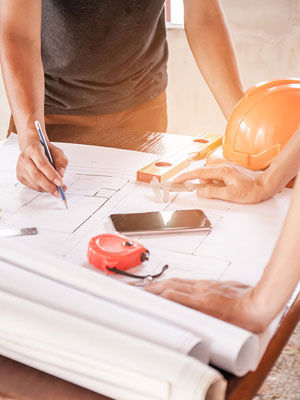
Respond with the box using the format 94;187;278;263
146;172;300;333
174;126;300;204
0;0;67;195
0;0;44;144
252;170;300;326
183;0;244;119
262;126;300;195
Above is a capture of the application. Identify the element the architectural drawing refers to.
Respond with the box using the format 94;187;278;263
0;134;292;286
6;173;129;233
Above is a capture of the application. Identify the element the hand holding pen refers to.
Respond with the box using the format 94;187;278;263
34;121;68;208
16;120;68;202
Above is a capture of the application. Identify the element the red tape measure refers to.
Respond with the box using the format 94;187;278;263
87;233;168;280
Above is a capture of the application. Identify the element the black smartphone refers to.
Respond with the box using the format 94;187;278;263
110;209;211;235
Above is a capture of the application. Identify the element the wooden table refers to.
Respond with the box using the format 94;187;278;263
1;125;299;400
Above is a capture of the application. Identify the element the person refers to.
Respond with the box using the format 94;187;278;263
0;0;243;197
174;126;300;204
146;165;300;333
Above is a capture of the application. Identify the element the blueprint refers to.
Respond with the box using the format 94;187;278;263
0;134;292;286
0;134;294;382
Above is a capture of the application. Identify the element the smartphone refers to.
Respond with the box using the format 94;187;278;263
109;209;211;235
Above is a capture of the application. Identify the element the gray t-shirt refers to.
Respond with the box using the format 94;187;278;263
42;0;168;115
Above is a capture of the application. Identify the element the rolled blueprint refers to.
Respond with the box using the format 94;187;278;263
0;289;226;400
0;259;208;363
0;240;260;376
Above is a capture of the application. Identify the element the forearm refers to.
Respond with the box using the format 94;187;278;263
166;167;300;333
184;0;243;119
252;172;300;328
261;127;300;197
0;36;45;148
0;0;66;195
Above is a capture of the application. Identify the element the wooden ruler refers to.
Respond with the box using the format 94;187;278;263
137;133;223;183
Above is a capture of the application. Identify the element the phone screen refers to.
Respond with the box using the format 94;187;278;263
110;209;211;235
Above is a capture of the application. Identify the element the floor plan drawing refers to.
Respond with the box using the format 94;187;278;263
5;172;129;233
0;134;297;400
0;134;292;287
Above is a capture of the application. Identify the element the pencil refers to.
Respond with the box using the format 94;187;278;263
34;120;68;209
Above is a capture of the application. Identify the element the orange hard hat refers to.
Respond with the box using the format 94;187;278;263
207;78;300;170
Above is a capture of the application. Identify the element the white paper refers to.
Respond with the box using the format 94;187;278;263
0;134;293;379
0;259;208;362
0;289;226;400
0;241;259;376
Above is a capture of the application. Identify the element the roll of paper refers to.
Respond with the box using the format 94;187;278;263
0;240;261;376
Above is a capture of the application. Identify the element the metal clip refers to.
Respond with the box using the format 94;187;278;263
151;177;202;203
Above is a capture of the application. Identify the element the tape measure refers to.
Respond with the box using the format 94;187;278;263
87;234;168;280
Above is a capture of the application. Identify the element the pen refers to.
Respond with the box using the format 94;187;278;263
34;120;68;209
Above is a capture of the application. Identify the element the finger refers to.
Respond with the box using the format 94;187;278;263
198;178;213;185
26;158;58;194
160;289;198;309
147;278;217;287
174;168;203;183
49;186;68;198
174;166;227;184
197;185;235;201
160;277;196;285
156;277;209;286
51;145;69;177
220;280;251;289
211;179;223;185
18;176;44;192
58;167;66;178
30;144;64;186
161;288;222;317
145;280;195;295
17;163;44;192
